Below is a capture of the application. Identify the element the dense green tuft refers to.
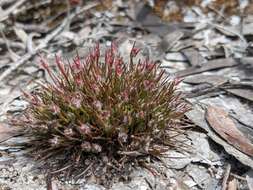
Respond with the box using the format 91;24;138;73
17;42;190;183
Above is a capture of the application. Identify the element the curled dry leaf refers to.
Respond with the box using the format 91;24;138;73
206;106;253;157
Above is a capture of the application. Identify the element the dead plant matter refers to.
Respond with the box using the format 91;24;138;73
17;42;190;183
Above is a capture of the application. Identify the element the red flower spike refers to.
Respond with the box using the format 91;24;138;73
111;41;117;54
73;56;82;71
74;74;83;86
55;55;70;85
105;48;115;67
114;57;123;76
94;42;100;65
40;57;58;85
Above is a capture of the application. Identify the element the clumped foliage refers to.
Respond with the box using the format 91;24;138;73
18;43;190;183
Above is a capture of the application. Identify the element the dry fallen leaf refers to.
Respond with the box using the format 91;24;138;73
176;58;238;77
206;106;253;157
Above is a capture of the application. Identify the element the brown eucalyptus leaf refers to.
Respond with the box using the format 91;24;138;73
206;106;253;156
187;104;253;168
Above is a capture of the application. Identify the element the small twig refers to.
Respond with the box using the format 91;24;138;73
51;164;73;174
106;162;122;172
117;150;145;157
0;38;25;49
74;162;94;179
230;173;247;181
26;33;40;54
0;30;20;62
0;2;98;82
0;21;68;81
15;23;49;33
206;5;226;20
0;0;27;22
222;163;231;190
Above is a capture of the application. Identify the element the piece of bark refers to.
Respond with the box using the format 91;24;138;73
206;106;253;157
